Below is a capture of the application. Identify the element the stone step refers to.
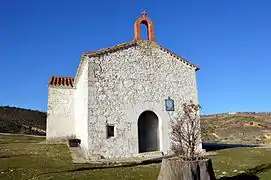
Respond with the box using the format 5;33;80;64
69;146;171;164
69;146;89;163
133;151;164;158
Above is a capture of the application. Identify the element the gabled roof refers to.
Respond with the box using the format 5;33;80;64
50;40;199;87
156;43;200;71
83;40;200;71
49;76;74;88
83;41;137;58
49;12;200;87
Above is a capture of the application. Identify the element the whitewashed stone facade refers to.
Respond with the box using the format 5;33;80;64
46;12;202;160
47;86;75;139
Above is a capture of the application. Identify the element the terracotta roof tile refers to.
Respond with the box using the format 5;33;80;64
156;43;200;71
83;40;137;58
49;76;74;87
82;40;200;71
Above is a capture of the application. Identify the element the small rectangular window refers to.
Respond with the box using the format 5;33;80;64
107;125;114;138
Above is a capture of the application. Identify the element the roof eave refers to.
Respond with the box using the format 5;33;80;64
81;39;200;71
48;76;75;88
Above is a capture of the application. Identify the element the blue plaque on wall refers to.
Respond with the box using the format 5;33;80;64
165;97;174;111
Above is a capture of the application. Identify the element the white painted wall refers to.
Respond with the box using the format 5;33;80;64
74;60;89;151
46;87;75;140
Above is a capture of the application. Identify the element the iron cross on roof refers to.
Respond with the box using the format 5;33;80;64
141;10;147;17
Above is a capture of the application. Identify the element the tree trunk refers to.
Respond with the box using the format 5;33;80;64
157;158;216;180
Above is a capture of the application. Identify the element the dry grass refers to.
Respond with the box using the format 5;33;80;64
0;135;160;180
0;134;271;180
201;114;271;144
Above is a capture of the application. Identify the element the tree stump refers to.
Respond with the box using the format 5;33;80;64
157;158;216;180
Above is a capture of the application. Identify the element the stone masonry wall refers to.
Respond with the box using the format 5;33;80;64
87;40;200;159
46;86;75;141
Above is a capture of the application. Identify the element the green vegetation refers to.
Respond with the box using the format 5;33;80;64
0;106;46;135
0;134;271;180
211;148;271;179
0;135;160;180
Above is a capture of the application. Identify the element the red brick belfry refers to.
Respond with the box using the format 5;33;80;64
134;10;155;42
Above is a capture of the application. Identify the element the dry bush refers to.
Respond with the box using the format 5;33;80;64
170;100;202;160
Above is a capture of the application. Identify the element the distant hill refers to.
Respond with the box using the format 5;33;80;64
1;106;271;144
201;113;271;145
0;106;46;136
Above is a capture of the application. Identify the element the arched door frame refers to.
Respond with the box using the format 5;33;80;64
137;110;162;153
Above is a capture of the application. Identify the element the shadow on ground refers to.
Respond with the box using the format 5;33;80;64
0;141;38;144
25;156;165;179
202;142;262;152
0;154;29;159
218;164;271;180
66;156;165;172
25;157;271;180
219;174;259;180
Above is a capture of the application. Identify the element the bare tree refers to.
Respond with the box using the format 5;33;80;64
158;101;216;180
170;100;202;160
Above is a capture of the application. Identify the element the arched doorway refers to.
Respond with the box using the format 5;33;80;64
138;111;159;153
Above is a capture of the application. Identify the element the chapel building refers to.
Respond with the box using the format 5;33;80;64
46;11;202;159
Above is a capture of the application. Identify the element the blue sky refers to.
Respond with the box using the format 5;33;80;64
1;0;270;115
